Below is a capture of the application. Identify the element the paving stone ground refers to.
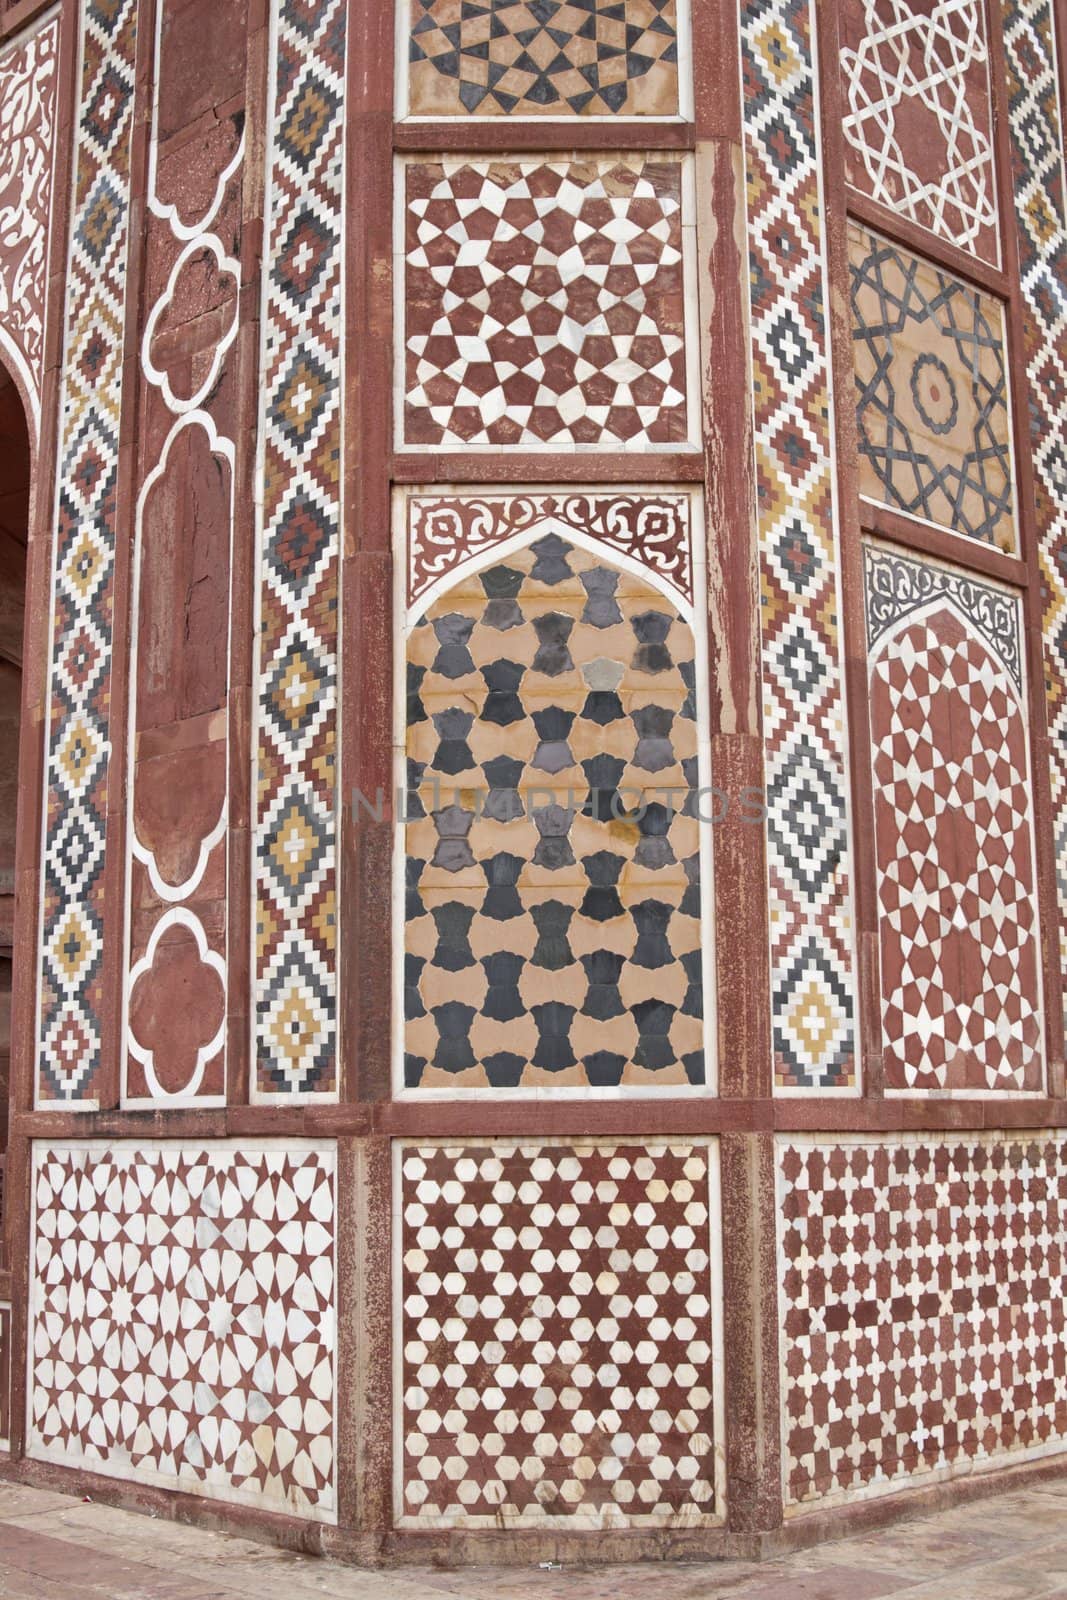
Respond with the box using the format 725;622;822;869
2;1476;1067;1598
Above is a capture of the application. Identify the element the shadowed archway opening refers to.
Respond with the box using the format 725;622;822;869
0;362;30;1248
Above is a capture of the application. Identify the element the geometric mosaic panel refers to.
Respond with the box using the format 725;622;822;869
741;0;857;1089
398;1140;719;1527
1002;0;1067;1039
27;1142;336;1520
405;0;681;117
401;156;694;449
403;530;707;1092
850;224;1016;552
779;1134;1067;1509
840;0;999;265
254;0;346;1099
864;546;1043;1093
0;12;59;421
36;0;139;1104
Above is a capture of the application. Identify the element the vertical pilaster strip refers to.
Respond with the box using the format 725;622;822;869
739;0;857;1090
1002;0;1067;1033
35;0;139;1105
253;0;346;1100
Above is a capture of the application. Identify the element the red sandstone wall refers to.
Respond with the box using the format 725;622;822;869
0;0;1062;1558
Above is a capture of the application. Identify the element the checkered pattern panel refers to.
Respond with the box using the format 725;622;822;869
254;0;346;1097
840;0;999;264
1002;0;1067;1040
401;156;692;448
779;1134;1067;1509
398;1140;718;1527
404;534;705;1091
741;0;857;1089
36;0;139;1103
28;1142;336;1519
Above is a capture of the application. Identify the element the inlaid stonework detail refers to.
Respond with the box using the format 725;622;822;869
408;490;693;606
403;530;706;1092
779;1134;1067;1509
406;0;682;118
122;3;250;1107
398;1140;719;1527
865;546;1043;1093
254;0;346;1099
37;0;139;1104
28;1142;336;1520
850;224;1015;551
0;13;59;420
1003;0;1067;1036
742;0;857;1089
840;0;999;264
401;156;694;449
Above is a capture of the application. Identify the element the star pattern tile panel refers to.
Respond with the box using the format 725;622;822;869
401;156;694;449
840;0;999;265
850;223;1016;552
406;0;682;118
402;531;707;1092
779;1134;1067;1509
27;1142;337;1520
742;0;857;1090
1002;0;1067;1038
864;545;1043;1094
397;1140;720;1527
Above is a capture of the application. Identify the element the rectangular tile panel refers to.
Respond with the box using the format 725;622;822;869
864;544;1043;1094
28;1141;336;1520
850;223;1015;551
396;1139;721;1527
840;0;999;264
779;1133;1067;1510
399;155;697;450
405;0;684;117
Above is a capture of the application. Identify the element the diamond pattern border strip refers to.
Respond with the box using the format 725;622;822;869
35;0;139;1105
1002;0;1067;1040
741;0;857;1089
253;0;347;1099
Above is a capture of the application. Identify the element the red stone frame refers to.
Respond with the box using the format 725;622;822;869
815;0;1067;1107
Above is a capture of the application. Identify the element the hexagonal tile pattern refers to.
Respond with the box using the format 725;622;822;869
397;1140;720;1527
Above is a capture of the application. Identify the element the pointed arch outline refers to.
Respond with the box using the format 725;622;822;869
391;484;717;1101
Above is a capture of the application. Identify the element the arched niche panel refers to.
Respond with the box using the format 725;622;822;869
864;543;1043;1094
396;494;714;1096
